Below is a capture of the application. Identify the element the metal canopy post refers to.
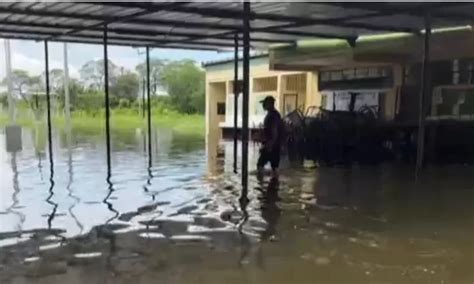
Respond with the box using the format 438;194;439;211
4;39;15;123
45;39;57;228
63;42;71;129
142;78;146;119
233;33;239;174
44;40;53;163
146;46;152;168
240;1;250;202
415;13;432;179
104;25;111;170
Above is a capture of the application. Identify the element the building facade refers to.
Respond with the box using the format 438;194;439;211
204;55;319;141
204;28;474;166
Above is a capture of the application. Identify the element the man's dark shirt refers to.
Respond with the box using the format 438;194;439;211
263;109;282;148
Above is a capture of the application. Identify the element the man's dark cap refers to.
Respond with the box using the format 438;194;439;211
260;96;275;104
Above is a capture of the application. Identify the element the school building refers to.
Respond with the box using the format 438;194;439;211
203;28;474;144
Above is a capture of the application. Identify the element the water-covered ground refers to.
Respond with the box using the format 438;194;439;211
1;125;473;283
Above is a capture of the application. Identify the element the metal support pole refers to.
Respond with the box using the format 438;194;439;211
146;46;152;168
104;25;111;170
415;14;431;179
4;39;15;123
233;33;239;173
103;31;116;224
240;1;250;202
45;40;57;228
44;40;53;162
142;78;146;119
63;42;71;128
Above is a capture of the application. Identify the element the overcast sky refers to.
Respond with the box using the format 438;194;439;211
0;39;233;80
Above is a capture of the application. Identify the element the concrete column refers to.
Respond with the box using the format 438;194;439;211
63;43;71;127
4;39;15;123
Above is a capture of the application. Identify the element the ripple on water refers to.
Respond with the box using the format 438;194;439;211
74;252;102;258
1;132;473;283
39;242;62;251
170;235;210;242
138;232;166;239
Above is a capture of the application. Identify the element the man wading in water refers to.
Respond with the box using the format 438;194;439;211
257;96;283;178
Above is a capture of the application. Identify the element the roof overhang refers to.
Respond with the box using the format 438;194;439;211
270;27;474;71
1;2;474;51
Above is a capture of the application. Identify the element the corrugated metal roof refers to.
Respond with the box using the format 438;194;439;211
0;1;472;51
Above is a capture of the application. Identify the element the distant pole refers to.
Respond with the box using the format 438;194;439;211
4;39;15;123
241;1;250;202
63;42;71;128
142;77;146;119
146;46;152;168
415;14;432;179
233;33;239;174
44;40;53;162
104;25;111;170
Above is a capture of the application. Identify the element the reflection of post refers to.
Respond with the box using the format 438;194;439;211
415;14;432;179
63;43;71;127
7;153;25;232
207;132;220;175
46;154;57;230
66;123;83;234
35;125;45;180
240;1;250;202
233;33;239;173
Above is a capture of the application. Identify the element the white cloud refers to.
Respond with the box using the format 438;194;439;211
12;52;43;76
0;38;229;83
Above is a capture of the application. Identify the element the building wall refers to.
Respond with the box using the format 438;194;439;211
205;57;316;140
318;62;403;121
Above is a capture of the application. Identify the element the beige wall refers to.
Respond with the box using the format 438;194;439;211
206;82;226;138
306;72;320;109
206;57;406;142
205;57;316;140
384;64;403;120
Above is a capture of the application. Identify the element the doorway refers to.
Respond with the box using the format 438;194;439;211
283;93;298;115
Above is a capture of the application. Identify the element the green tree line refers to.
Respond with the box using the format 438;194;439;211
1;58;205;115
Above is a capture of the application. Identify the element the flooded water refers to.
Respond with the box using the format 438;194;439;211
1;124;473;284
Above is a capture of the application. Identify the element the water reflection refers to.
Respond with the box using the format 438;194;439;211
7;153;25;235
259;177;281;242
0;125;472;283
45;159;57;230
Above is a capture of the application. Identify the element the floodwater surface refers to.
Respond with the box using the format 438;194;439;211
0;125;473;284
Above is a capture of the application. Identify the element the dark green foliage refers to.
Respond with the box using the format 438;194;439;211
160;60;205;114
2;58;205;115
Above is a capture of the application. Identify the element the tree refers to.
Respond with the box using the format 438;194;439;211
1;69;40;106
2;70;30;98
79;59;119;90
110;72;139;102
56;78;84;110
48;68;64;94
135;58;167;96
160;60;205;114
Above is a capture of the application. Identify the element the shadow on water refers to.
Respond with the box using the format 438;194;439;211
0;125;472;283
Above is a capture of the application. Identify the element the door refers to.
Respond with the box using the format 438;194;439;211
283;93;298;115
